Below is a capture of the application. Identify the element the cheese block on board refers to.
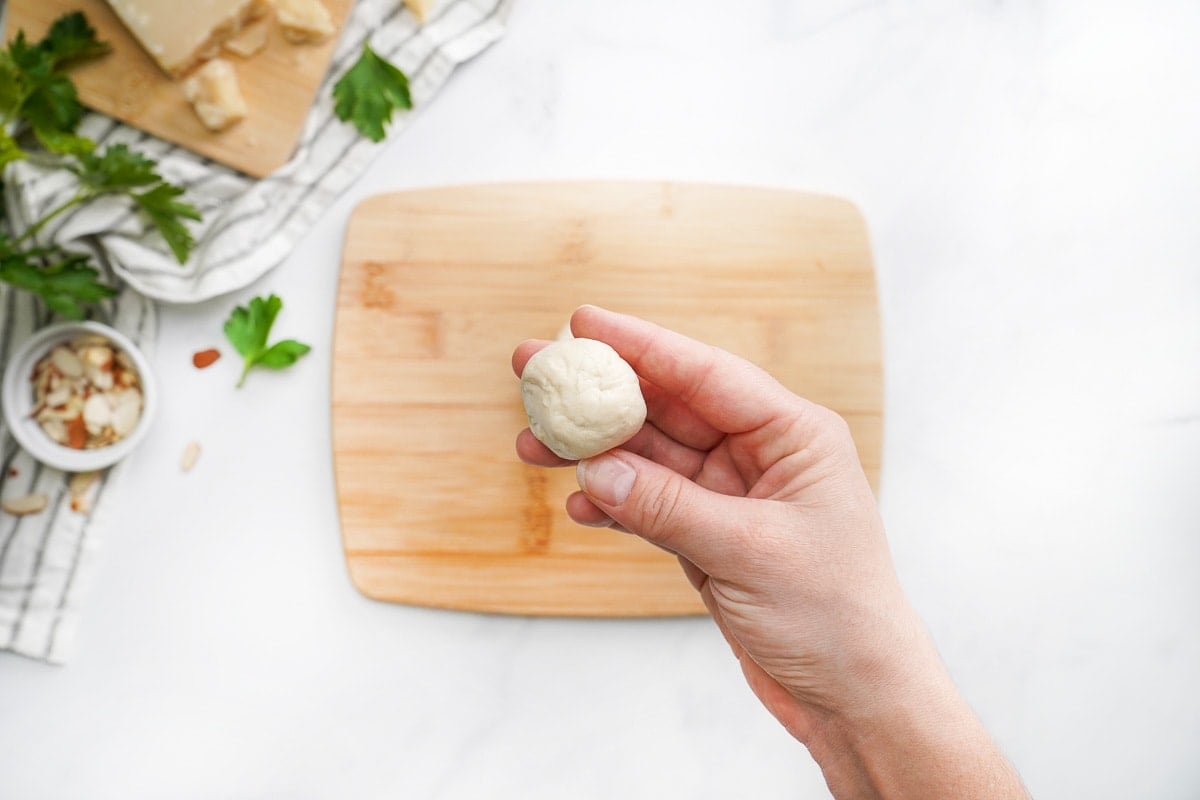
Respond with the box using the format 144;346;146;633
105;0;270;76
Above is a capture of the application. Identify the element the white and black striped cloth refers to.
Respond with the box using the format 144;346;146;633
0;0;512;663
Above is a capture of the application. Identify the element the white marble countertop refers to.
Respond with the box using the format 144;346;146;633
2;1;1198;797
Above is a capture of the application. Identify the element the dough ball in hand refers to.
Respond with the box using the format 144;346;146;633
521;338;647;460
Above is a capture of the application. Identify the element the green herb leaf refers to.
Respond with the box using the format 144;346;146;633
332;43;412;143
39;11;111;68
0;234;115;320
71;143;161;192
0;130;26;170
67;144;201;262
21;71;83;137
33;128;95;157
0;53;24;122
223;294;311;387
132;183;202;264
257;339;311;369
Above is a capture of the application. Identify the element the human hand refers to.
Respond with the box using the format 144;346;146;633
513;306;1026;799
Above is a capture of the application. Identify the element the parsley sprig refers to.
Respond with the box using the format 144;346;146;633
0;12;201;318
223;294;311;387
332;43;413;142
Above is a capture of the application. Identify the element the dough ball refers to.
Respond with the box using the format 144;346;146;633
555;321;575;341
521;338;647;460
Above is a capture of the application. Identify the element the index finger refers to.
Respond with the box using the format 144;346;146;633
569;305;798;434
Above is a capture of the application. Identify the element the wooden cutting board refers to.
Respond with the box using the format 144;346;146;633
5;0;352;177
332;182;882;616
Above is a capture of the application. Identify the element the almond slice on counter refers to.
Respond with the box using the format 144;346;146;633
2;493;49;516
69;471;102;514
193;348;222;369
180;441;202;472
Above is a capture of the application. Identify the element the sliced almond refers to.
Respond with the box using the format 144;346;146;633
83;394;113;434
180;441;201;472
2;493;49;516
82;346;114;368
69;471;101;513
50;346;84;378
111;391;142;437
85;363;115;390
45;386;72;408
41;417;68;444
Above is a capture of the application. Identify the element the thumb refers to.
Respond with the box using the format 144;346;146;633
576;450;759;576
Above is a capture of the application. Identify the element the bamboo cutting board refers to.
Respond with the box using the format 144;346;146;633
333;182;882;616
5;0;352;177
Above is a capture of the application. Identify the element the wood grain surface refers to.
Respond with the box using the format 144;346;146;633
332;182;882;616
5;0;351;177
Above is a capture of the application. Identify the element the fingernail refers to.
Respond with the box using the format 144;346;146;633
577;455;635;506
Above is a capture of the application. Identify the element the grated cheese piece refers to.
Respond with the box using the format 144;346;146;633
276;0;335;44
183;59;248;131
223;17;271;58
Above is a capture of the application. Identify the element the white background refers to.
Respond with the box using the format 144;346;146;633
3;1;1199;797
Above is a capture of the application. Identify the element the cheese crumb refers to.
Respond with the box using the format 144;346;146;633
276;0;335;44
183;59;248;132
223;17;271;57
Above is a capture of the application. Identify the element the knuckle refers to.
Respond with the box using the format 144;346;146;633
639;478;687;545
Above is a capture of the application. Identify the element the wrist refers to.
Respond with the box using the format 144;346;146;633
802;635;1027;800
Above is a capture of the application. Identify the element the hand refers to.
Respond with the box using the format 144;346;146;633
513;306;1026;800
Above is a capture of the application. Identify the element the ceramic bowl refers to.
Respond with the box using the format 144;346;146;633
1;321;157;472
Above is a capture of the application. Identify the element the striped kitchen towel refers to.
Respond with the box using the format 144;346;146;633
0;0;512;663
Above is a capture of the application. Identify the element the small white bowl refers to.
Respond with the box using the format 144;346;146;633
2;321;157;472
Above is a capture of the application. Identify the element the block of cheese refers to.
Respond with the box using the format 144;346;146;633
276;0;335;44
183;58;247;131
105;0;271;76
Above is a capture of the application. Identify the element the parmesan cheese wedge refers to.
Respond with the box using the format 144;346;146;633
105;0;271;76
183;59;247;131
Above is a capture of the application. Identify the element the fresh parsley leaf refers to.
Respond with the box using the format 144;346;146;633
132;183;202;263
20;71;82;138
0;234;115;320
332;43;412;143
257;339;312;369
223;294;311;387
33;128;95;157
71;143;160;191
65;144;201;263
0;12;106;135
0;53;24;122
0;130;26;170
39;12;111;68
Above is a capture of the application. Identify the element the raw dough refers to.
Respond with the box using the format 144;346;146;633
521;338;646;460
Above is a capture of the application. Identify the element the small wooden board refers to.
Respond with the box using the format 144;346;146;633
6;0;352;177
332;182;882;616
